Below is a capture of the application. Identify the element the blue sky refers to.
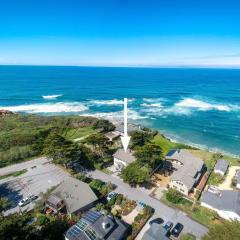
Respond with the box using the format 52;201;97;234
0;0;240;67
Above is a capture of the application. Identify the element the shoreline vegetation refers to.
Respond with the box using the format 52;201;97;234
0;112;239;169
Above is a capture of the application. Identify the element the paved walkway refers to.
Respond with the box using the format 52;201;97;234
88;169;208;239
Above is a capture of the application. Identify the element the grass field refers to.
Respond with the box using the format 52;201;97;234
152;134;195;155
0;169;27;180
63;126;97;141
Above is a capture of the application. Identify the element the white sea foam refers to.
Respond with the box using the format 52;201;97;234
142;97;165;103
0;102;88;113
175;98;231;112
140;103;163;108
42;94;63;100
81;108;146;121
88;98;135;106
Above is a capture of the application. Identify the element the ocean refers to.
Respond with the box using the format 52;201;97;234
0;65;239;156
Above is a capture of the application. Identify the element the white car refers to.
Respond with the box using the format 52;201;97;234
18;197;31;207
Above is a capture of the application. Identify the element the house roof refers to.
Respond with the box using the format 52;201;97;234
47;194;62;206
65;210;129;240
142;223;169;240
202;190;240;215
214;159;229;173
236;170;240;184
113;149;136;164
166;149;204;190
51;177;97;214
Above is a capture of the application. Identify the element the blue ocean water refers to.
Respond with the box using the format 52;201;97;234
0;65;239;156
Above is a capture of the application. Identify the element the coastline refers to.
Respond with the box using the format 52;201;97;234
89;113;240;159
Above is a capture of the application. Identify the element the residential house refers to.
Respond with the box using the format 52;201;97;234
201;189;240;221
234;169;240;189
166;149;205;196
113;149;136;171
142;223;169;240
64;210;129;240
46;177;98;215
214;159;229;176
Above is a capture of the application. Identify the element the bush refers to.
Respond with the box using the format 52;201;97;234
166;189;184;204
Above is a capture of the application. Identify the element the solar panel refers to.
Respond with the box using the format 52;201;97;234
83;211;101;224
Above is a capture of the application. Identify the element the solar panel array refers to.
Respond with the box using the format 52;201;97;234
65;211;102;240
83;211;102;224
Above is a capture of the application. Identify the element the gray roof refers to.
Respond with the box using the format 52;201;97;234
202;190;240;215
113;149;136;164
166;149;204;190
235;170;240;184
65;210;129;240
115;123;142;134
52;177;97;214
142;223;168;240
214;159;229;173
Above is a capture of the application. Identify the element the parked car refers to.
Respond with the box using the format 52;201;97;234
29;195;38;201
107;192;117;201
164;221;174;232
171;223;184;237
18;197;31;207
149;217;164;225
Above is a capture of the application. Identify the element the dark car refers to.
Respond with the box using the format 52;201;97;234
149;217;164;225
164;221;174;232
171;223;184;237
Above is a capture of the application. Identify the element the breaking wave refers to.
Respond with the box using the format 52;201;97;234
42;94;63;100
0;102;88;113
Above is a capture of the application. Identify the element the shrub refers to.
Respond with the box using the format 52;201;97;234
166;189;184;204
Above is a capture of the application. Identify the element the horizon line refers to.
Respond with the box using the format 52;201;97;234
0;63;240;70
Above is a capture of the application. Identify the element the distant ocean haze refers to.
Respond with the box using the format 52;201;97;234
0;65;239;156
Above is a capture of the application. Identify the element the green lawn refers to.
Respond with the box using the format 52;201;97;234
152;134;194;155
207;172;225;186
63;127;97;141
180;233;196;240
0;169;27;180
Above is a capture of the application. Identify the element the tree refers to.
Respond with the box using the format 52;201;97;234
135;143;164;170
85;134;110;157
165;189;184;204
0;197;10;212
121;162;150;185
130;131;152;148
203;221;240;240
0;213;35;240
93;119;115;132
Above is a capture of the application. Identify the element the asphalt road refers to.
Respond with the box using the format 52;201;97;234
88;169;208;239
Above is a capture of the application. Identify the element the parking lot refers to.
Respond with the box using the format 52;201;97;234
0;157;69;215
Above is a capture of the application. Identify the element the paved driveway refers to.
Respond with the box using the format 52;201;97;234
88;169;208;239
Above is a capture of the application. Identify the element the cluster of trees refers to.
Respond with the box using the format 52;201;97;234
0;213;69;240
121;130;163;185
0;114;115;168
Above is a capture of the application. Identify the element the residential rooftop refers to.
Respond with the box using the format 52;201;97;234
201;190;240;215
166;149;204;190
142;223;168;240
214;159;229;173
50;177;98;214
65;210;129;240
113;149;136;164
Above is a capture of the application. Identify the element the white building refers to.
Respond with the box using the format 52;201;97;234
166;149;205;196
213;159;229;176
113;149;136;171
201;189;240;221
